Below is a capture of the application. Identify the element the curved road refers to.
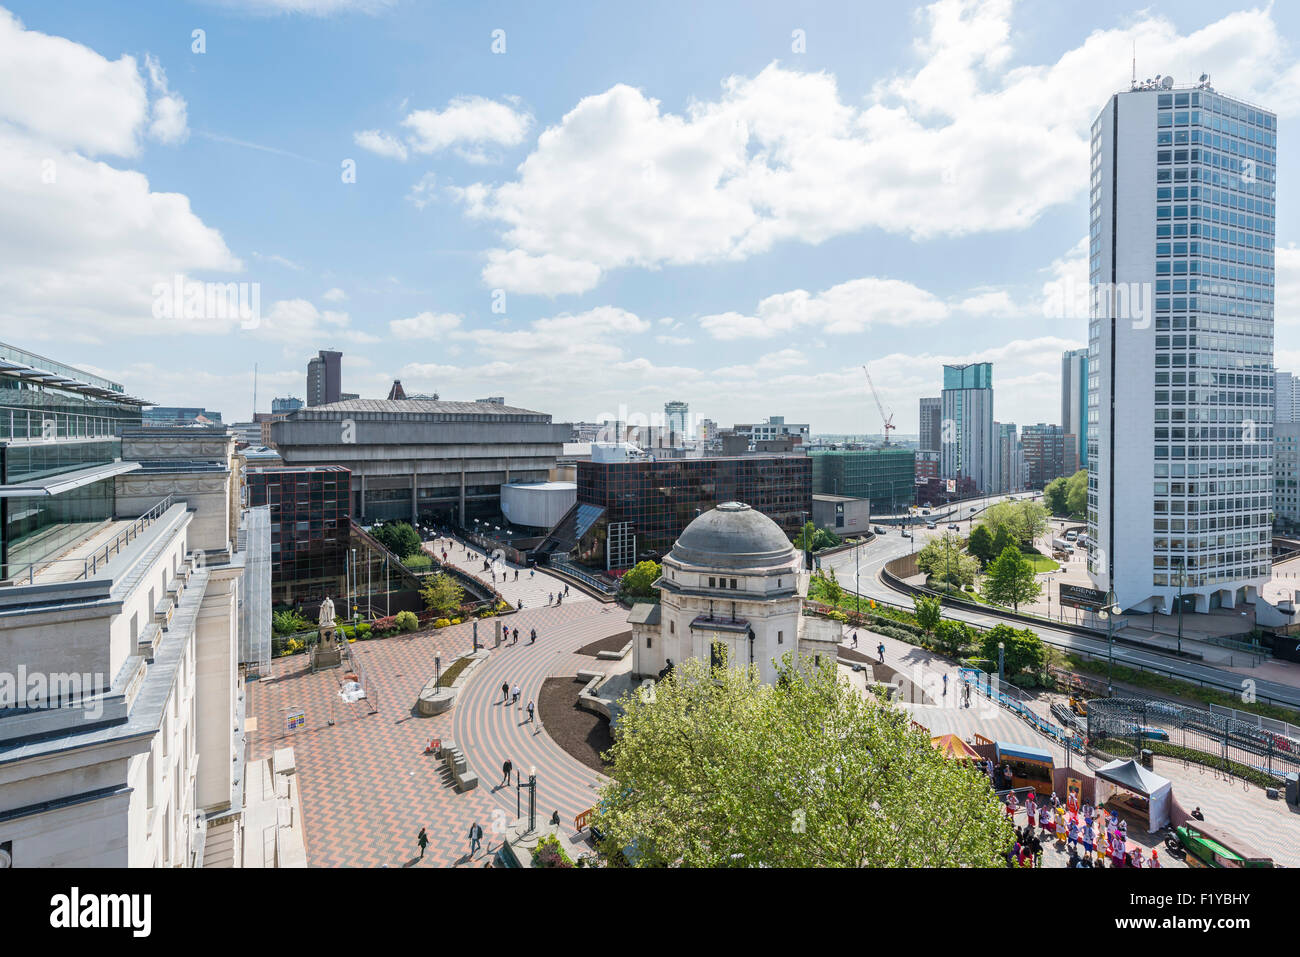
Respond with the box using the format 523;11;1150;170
821;503;1300;710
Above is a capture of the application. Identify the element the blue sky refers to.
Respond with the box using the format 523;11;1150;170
4;0;1300;433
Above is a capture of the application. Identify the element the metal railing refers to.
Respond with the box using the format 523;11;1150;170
6;494;175;585
550;558;620;595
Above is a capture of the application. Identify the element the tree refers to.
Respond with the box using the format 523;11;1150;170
980;624;1046;678
990;525;1016;559
917;533;978;587
394;610;419;632
817;568;845;607
1064;469;1088;517
982;546;1042;613
932;619;975;658
793;522;840;553
420;573;464;617
373;521;422;558
1043;477;1069;517
597;655;1014;867
913;595;941;636
967;524;995;566
621;560;662;598
978;500;1048;547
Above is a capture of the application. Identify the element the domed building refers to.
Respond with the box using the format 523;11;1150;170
628;502;841;685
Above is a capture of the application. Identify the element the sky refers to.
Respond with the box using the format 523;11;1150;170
4;0;1300;434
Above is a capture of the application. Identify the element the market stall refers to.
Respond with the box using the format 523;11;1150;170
1094;758;1172;830
931;734;981;762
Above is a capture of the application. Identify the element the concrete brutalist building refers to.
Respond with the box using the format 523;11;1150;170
270;398;569;527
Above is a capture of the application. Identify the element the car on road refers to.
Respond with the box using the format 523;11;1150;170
926;521;936;529
901;530;911;538
874;526;887;535
1065;530;1078;541
969;506;978;513
948;523;959;530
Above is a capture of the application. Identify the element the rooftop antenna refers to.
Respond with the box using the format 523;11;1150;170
252;362;258;418
1131;41;1136;89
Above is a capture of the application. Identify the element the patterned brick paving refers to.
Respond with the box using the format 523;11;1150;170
247;600;626;867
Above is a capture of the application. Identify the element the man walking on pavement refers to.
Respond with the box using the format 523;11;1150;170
417;827;429;859
501;681;510;704
942;673;949;697
527;700;535;723
500;759;513;788
512;684;521;705
877;642;885;664
468;821;483;856
512;627;519;644
530;627;537;644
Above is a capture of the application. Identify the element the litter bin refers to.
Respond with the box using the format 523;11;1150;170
1141;749;1154;770
1287;772;1299;807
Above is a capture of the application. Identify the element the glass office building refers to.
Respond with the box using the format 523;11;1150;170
0;342;147;580
574;455;811;570
246;465;351;606
1087;81;1275;612
810;448;915;511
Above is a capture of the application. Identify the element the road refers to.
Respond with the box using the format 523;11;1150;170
821;499;1300;710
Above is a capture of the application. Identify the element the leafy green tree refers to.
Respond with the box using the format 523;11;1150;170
982;546;1042;613
394;610;419;632
794;521;818;553
272;609;310;635
990;525;1016;559
420;573;464;616
980;624;1046;677
1065;469;1088;517
597;655;1013;867
933;619;975;658
372;521;422;558
917;533;978;587
620;560;662;598
818;568;845;607
979;500;1048;546
966;524;995;566
1043;477;1069;516
913;595;941;636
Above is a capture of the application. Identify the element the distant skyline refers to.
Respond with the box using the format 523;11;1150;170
4;0;1300;430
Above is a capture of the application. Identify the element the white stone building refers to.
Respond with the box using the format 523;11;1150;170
628;502;840;685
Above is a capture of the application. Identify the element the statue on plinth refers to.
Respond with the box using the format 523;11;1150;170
313;595;343;668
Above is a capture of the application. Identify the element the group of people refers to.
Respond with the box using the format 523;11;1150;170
547;584;570;606
1002;789;1161;869
500;681;537;723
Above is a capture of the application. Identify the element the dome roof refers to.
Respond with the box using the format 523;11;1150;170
669;502;796;570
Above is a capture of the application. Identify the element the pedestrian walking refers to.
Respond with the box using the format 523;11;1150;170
501;759;513;787
850;631;858;648
530;568;535;578
942;673;949;697
501;681;510;703
530;627;536;644
527;700;535;723
877;642;885;664
512;684;521;704
417;827;428;859
469;821;483;856
512;627;519;644
548;592;553;605
514;570;519;581
564;584;570;596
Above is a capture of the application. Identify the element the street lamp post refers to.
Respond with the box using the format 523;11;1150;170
1176;567;1185;655
997;641;1005;684
1099;591;1120;696
527;767;537;834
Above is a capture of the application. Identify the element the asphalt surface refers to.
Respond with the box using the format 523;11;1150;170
820;495;1300;711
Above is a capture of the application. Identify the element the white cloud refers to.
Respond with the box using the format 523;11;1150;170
0;12;235;340
252;299;378;345
353;129;408;161
322;287;348;302
700;276;949;340
402;96;532;154
956;290;1015;316
655;334;694;346
481;249;602;296
389;311;463;339
459;2;1300;294
143;53;188;144
406;172;438;211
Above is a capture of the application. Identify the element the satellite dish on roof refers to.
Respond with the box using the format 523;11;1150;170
1199;73;1208;82
1161;75;1174;90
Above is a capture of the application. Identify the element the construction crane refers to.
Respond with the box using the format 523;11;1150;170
862;364;895;445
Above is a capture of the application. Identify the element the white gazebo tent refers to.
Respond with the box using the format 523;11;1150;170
1094;758;1173;830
